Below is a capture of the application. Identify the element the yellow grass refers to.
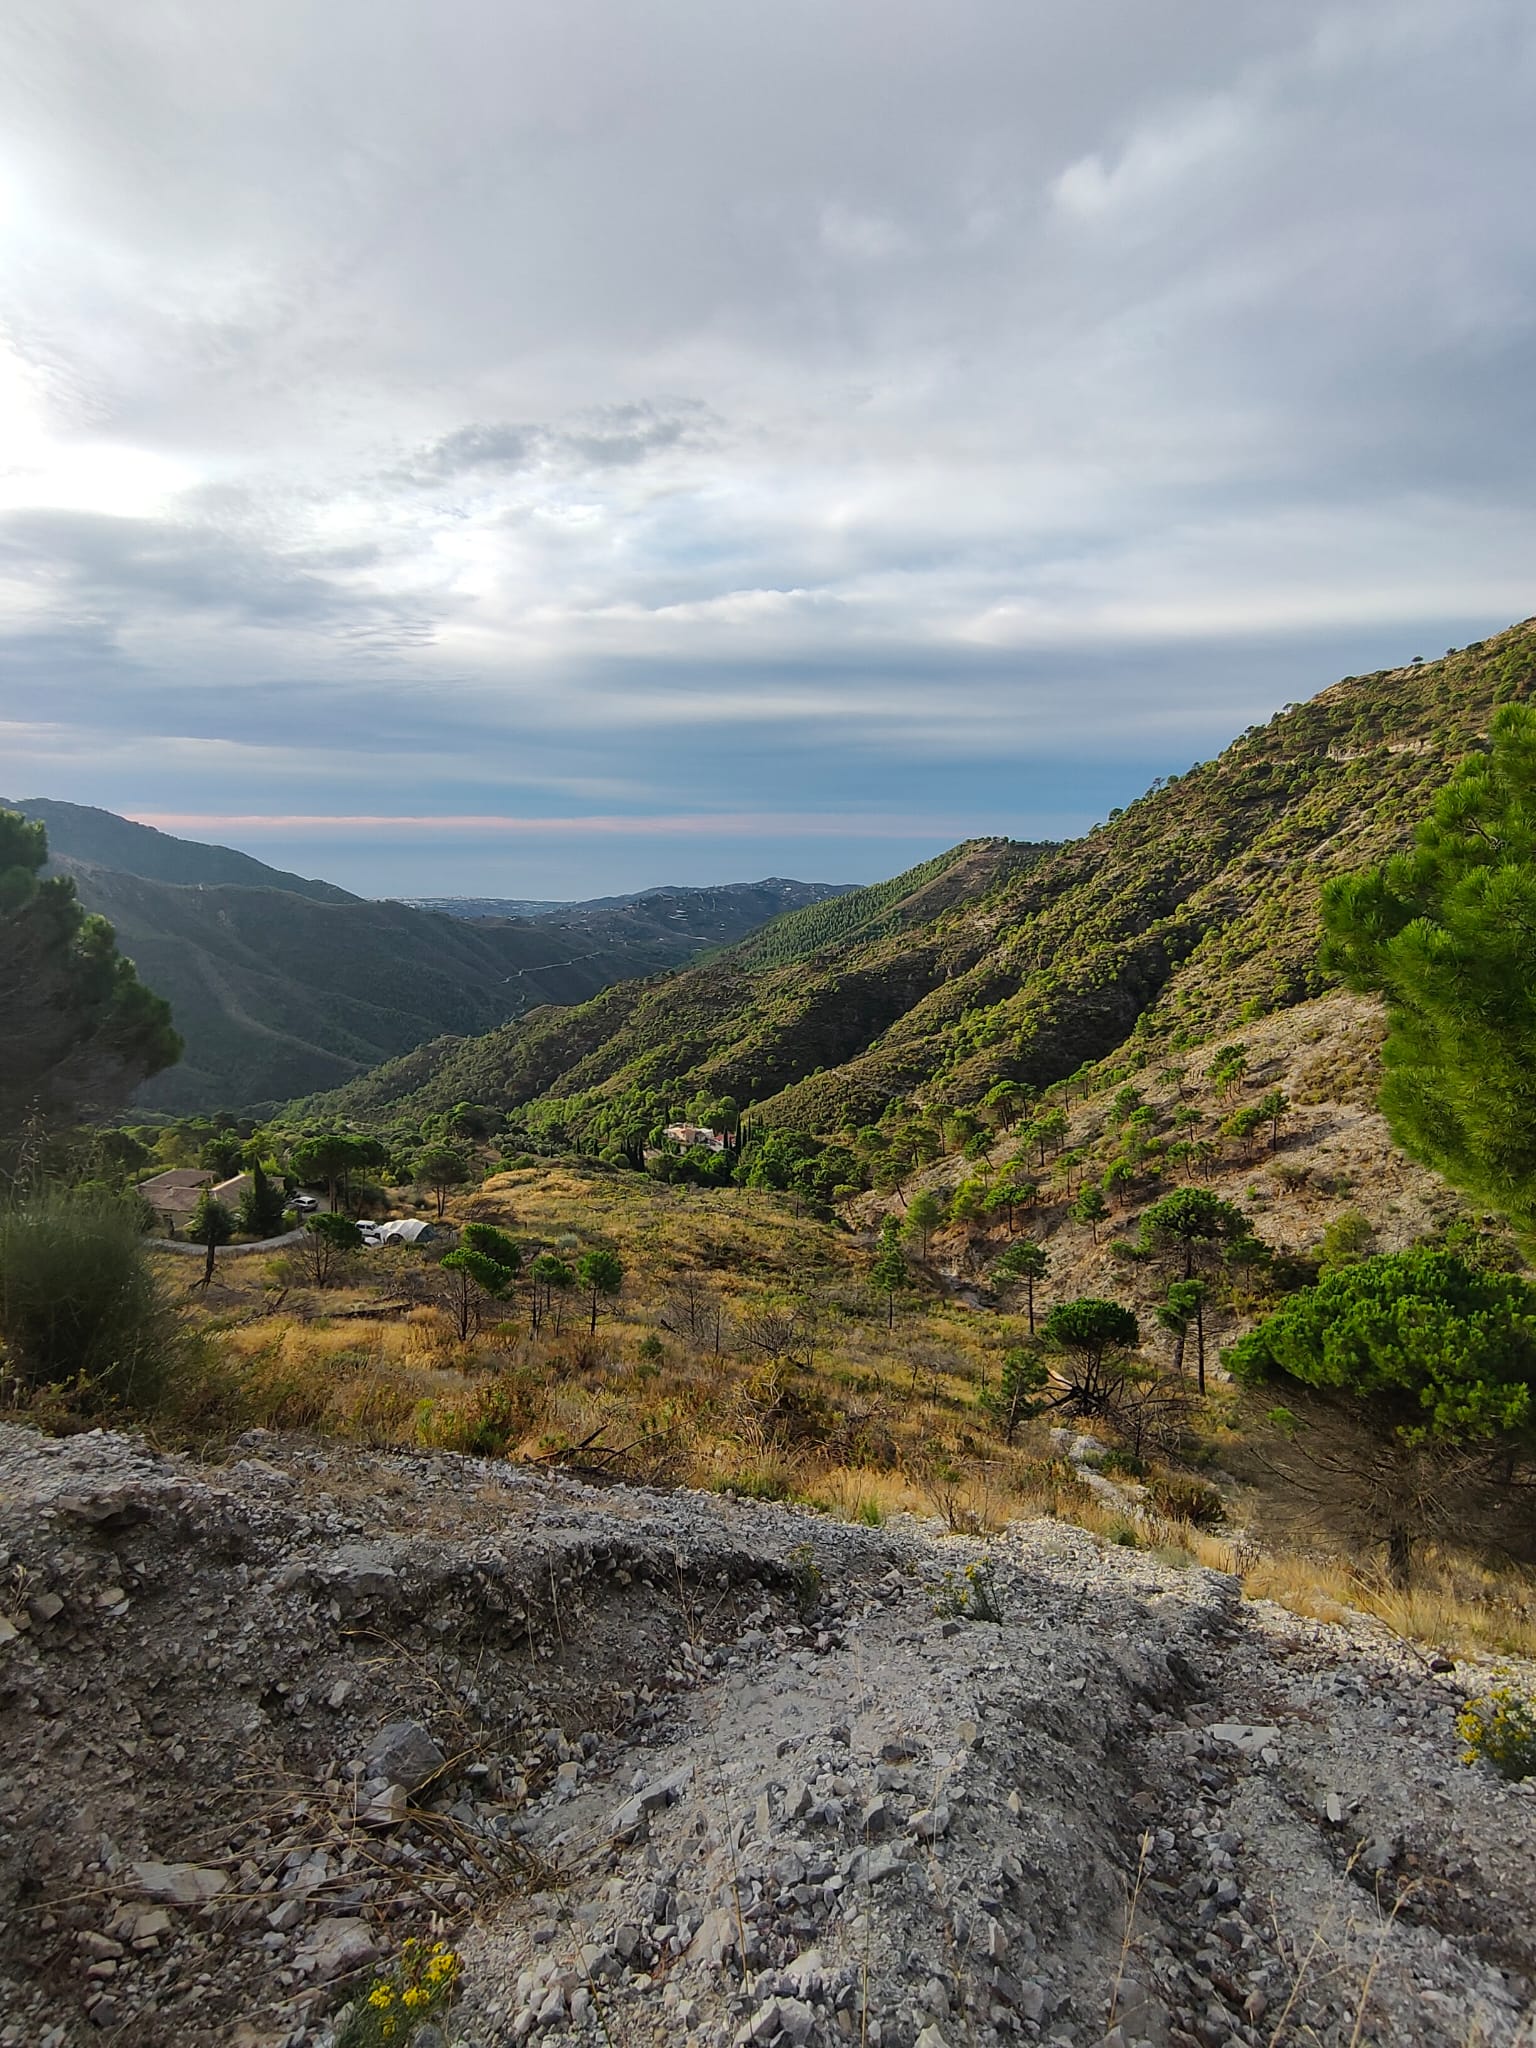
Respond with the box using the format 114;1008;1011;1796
99;1161;1536;1669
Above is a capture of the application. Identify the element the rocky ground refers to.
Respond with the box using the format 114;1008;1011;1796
2;1423;1535;2048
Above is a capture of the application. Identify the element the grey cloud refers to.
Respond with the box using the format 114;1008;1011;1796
0;509;378;625
409;401;711;481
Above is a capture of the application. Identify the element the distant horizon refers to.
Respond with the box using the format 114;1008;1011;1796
16;615;1521;895
11;610;1524;894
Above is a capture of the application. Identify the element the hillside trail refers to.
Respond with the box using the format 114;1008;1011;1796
1;1426;1533;2048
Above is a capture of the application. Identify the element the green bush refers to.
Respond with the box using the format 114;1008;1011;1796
1099;1448;1147;1479
0;1186;180;1412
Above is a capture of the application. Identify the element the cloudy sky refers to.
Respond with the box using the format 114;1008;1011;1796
2;1;1532;897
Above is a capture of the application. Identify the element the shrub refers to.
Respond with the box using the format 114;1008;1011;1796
421;1378;527;1458
1317;1209;1373;1273
787;1540;824;1617
1148;1473;1225;1528
0;1186;180;1412
932;1561;1004;1623
1458;1679;1536;1781
337;1937;461;2047
1099;1448;1147;1479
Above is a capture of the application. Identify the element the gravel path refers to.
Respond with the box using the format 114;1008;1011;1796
1;1425;1532;2048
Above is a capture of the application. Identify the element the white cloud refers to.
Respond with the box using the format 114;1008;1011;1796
1051;95;1250;221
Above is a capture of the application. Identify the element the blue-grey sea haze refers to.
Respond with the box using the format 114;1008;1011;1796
1;1;1532;895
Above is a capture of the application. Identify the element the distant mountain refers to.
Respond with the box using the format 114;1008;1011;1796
0;799;854;1114
398;878;854;945
299;621;1536;1142
2;797;356;904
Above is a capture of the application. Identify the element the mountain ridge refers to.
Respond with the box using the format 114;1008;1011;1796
3;796;358;905
295;621;1536;1140
400;877;853;923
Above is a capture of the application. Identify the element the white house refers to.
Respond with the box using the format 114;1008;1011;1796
662;1123;727;1153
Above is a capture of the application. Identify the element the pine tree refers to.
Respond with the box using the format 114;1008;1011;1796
1323;704;1536;1235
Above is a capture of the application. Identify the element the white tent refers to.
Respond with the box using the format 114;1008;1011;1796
376;1218;434;1245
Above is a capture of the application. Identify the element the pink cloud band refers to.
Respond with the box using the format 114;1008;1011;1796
128;811;971;838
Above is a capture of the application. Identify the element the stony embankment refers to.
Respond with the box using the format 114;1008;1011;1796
1;1424;1533;2048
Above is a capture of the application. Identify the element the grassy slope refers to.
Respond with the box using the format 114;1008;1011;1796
166;1138;1536;1658
305;622;1536;1134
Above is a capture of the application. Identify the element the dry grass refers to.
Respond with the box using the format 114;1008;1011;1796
60;1157;1519;1671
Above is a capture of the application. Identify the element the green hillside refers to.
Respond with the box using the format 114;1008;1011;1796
724;846;979;969
300;836;1039;1126
298;622;1536;1147
0;800;858;1113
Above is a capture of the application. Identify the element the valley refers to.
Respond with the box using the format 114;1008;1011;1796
1;798;851;1114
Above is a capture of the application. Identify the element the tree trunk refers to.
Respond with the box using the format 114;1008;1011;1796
589;1289;598;1334
202;1237;217;1288
1387;1523;1413;1586
1195;1295;1206;1396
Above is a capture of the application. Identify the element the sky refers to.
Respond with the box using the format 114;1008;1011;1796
1;1;1533;899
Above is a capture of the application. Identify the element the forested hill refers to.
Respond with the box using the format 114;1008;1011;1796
1;799;858;1113
4;797;357;904
297;621;1536;1142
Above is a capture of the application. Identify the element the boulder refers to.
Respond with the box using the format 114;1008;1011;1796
295;1916;380;1982
365;1720;446;1792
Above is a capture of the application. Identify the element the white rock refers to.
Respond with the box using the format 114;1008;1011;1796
132;1861;228;1906
1207;1723;1282;1757
296;1917;379;1982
